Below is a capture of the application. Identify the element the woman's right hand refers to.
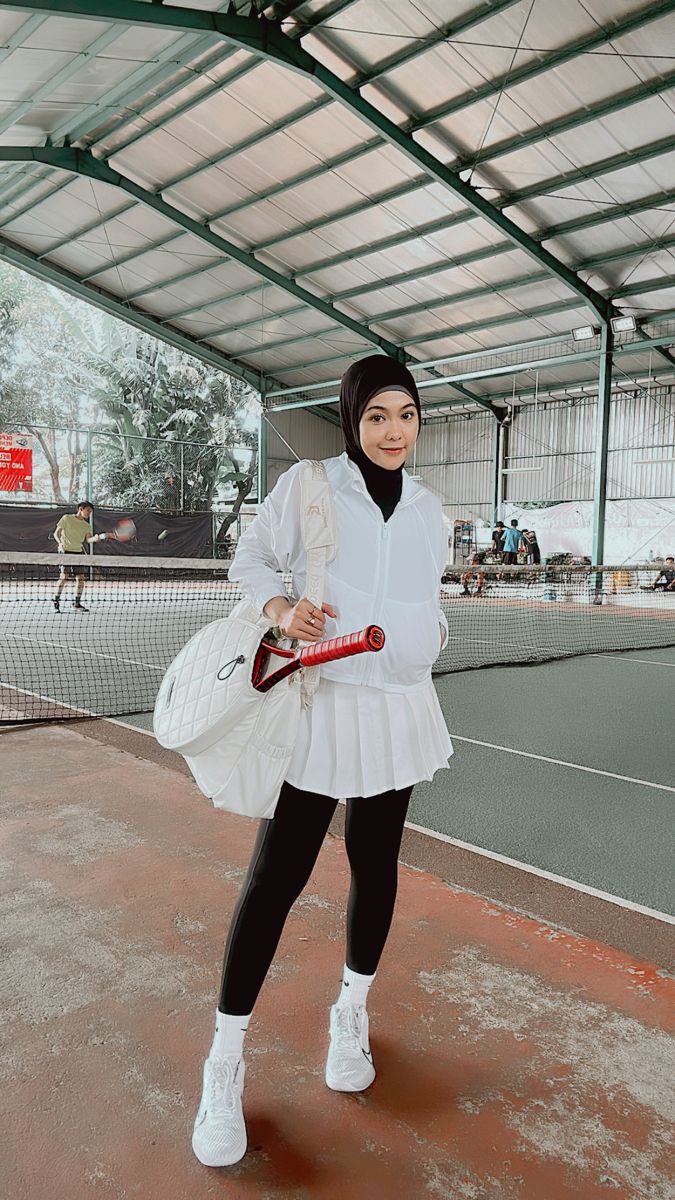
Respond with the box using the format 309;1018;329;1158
273;596;337;643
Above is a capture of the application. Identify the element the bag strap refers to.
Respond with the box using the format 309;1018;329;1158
298;460;336;707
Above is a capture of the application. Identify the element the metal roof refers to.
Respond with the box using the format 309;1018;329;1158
0;0;674;414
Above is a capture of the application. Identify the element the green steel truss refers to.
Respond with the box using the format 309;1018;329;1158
2;1;670;368
0;146;406;362
0;0;625;322
266;330;675;413
73;139;674;327
0;0;673;460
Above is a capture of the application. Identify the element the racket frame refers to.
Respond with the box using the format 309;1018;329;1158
252;625;385;693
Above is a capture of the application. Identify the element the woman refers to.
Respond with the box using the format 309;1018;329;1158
192;355;452;1168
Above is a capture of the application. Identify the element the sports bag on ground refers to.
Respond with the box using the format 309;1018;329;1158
153;460;337;819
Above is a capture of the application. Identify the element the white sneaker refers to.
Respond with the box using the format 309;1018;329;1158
192;1054;247;1167
325;1003;376;1093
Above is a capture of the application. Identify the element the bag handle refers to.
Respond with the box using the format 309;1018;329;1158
297;460;336;708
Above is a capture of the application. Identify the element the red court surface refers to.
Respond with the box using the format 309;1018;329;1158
2;722;674;1200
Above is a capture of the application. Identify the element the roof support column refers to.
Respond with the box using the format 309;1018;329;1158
258;404;269;503
493;409;511;524
591;324;614;568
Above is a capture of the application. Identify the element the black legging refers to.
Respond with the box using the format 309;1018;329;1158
218;780;413;1015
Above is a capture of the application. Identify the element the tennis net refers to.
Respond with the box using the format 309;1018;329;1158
1;554;673;722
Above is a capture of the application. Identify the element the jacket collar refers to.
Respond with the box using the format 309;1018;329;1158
337;451;422;508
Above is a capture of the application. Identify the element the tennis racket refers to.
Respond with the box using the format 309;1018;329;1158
112;517;137;542
251;625;385;693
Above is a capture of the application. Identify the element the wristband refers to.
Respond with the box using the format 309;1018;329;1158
96;533;107;542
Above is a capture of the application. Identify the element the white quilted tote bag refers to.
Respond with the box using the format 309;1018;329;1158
153;461;336;819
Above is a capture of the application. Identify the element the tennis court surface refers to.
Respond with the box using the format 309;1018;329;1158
2;551;674;1199
1;719;673;1200
2;553;674;722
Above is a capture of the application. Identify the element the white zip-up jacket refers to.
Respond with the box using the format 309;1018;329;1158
229;453;449;694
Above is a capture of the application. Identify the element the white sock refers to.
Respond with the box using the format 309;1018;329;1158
336;965;376;1009
211;1010;251;1059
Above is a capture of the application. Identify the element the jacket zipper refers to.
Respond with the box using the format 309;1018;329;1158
365;516;391;686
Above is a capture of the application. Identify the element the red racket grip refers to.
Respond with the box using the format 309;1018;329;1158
298;625;385;667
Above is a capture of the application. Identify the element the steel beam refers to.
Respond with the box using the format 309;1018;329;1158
265;326;675;401
505;135;675;207
38;202;137;258
0;146;406;361
27;8;358;273
456;68;675;173
0;233;265;390
613;273;675;298
591;324;613;566
411;1;675;132
0;1;614;321
143;189;675;337
0;23;124;138
543;189;675;242
56;129;675;311
494;413;509;523
347;0;522;88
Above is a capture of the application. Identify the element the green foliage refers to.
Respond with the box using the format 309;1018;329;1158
0;262;259;509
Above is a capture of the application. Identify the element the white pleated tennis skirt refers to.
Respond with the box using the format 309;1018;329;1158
284;677;453;800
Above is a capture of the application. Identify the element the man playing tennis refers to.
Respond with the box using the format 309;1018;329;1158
52;501;113;612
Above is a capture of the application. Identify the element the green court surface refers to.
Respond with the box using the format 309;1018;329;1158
412;646;675;917
116;646;675;919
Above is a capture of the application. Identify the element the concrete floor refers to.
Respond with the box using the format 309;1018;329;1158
2;722;674;1200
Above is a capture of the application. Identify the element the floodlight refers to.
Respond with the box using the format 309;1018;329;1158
572;325;600;342
611;315;637;334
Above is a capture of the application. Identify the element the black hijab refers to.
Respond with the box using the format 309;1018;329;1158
339;356;422;521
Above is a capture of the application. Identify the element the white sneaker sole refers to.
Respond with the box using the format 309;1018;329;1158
191;1126;247;1168
325;1061;376;1093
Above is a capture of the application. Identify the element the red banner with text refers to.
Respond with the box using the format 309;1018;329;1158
0;433;33;492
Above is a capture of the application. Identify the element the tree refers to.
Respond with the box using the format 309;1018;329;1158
0;265;92;502
0;262;260;511
82;329;258;513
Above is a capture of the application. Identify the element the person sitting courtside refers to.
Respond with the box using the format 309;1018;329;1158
651;556;675;591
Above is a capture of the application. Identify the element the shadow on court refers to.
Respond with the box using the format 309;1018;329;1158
2;721;673;1200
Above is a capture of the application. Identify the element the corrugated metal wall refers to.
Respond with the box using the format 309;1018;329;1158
506;389;675;503
414;413;494;527
265;409;343;493
263;388;675;513
606;388;675;501
506;400;595;503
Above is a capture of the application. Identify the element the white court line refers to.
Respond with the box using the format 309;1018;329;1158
402;820;675;926
449;734;675;793
7;632;165;672
0;681;98;720
105;719;675;925
592;653;675;667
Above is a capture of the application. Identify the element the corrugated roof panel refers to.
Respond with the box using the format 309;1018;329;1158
0;0;672;394
19;15;112;53
235;335;365;371
93;46;253;157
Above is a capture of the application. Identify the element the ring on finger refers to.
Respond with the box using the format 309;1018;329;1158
309;617;316;625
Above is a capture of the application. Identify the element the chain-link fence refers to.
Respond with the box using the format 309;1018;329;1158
0;424;256;514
